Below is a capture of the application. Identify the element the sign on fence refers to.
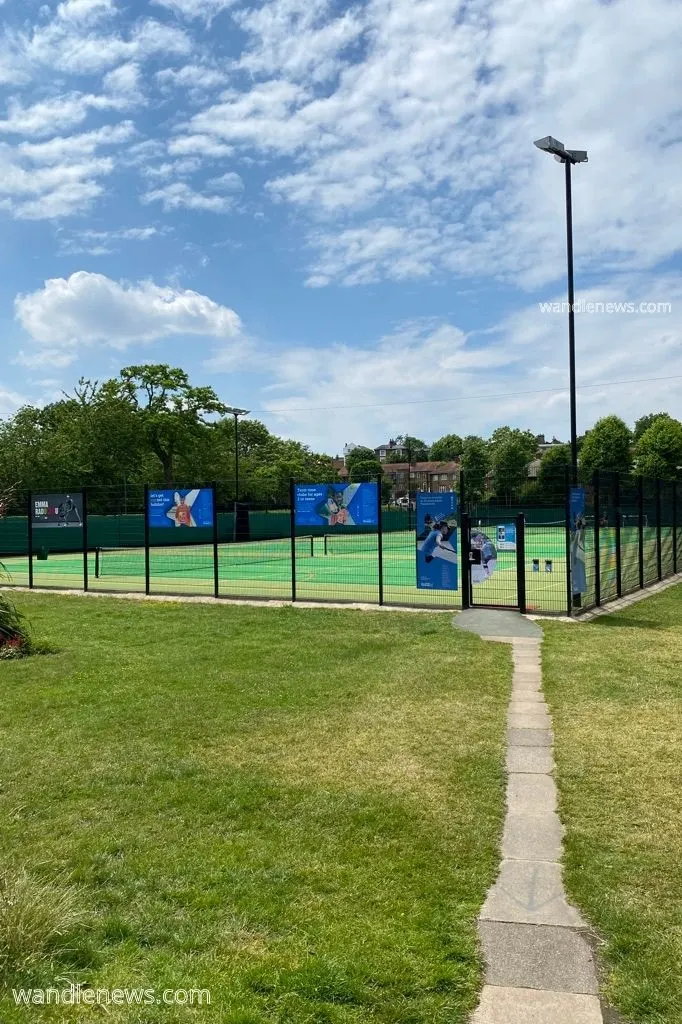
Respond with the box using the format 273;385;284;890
415;492;458;590
496;523;517;551
147;488;214;528
294;482;378;527
569;486;587;594
31;493;83;528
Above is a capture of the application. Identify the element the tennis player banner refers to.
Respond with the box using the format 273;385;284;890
294;482;378;527
32;492;83;528
415;491;458;591
148;488;214;528
569;486;587;594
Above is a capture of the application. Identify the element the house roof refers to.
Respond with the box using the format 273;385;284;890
381;460;460;473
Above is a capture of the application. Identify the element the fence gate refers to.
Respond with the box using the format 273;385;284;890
461;513;526;612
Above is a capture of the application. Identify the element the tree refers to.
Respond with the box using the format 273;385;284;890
634;417;682;479
491;436;535;503
349;459;382;482
460;435;490;502
100;365;228;486
537;444;572;502
384;435;429;463
430;433;463;461
345;446;379;473
579;416;633;478
633;412;673;442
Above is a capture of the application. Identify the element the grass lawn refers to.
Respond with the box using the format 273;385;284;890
542;584;682;1024
0;593;511;1023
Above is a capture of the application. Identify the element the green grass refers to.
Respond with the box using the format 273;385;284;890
542;584;682;1024
0;593;511;1023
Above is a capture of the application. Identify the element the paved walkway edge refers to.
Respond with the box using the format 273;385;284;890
471;633;604;1024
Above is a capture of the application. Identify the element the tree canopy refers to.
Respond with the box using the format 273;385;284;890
579;416;633;478
634;417;682;480
429;433;463;461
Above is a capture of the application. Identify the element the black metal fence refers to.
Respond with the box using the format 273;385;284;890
1;470;680;615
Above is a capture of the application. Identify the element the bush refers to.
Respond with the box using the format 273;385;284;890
0;564;32;658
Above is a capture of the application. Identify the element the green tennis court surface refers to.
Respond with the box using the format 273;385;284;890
1;527;655;613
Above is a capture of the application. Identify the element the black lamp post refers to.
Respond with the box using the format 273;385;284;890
534;136;588;486
225;407;250;502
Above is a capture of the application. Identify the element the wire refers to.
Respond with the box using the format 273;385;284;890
250;373;682;416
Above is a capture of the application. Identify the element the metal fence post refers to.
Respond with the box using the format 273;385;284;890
674;480;678;575
143;483;150;596
376;474;384;605
656;478;662;580
27;490;34;589
637;476;644;589
289;478;297;602
614;472;622;597
593;470;601;607
515;512;526;614
564;465;572;615
212;481;219;598
82;488;89;592
461;512;471;610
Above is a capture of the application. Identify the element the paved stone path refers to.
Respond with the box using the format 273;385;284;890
454;612;604;1024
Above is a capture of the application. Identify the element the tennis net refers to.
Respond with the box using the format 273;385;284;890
323;531;412;556
95;536;314;578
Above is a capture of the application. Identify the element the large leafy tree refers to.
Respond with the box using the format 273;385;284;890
579;415;633;478
633;412;673;442
537;444;572;502
100;365;228;486
634;417;682;480
429;433;463;461
460;435;490;502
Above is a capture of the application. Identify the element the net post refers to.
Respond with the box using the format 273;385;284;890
460;511;471;610
564;465;572;616
82;488;89;592
377;473;384;605
212;481;219;598
614;471;622;597
144;483;151;596
656;477;662;580
667;479;675;577
95;547;101;579
515;512;526;614
289;478;296;602
637;475;644;589
593;470;601;607
27;489;34;589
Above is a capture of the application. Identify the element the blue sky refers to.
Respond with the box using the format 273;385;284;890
1;0;681;456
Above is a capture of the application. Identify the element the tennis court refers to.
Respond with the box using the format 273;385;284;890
0;525;600;612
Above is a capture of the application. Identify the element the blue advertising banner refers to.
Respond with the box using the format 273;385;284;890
416;492;458;590
148;488;214;528
294;482;378;527
496;523;517;551
569;486;587;594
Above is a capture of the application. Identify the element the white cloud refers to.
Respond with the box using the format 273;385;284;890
151;0;235;22
174;0;682;289
56;0;116;23
259;274;682;453
207;171;243;192
58;224;162;254
14;347;78;369
0;385;27;419
142;181;233;212
18;122;135;164
167;134;233;158
156;63;228;91
15;272;243;358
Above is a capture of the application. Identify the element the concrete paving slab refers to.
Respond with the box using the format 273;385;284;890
508;712;552;730
507;774;558;816
481;861;586;927
472;986;602;1023
507;727;552;747
502;812;563;861
509;700;548;714
454;610;543;638
478;922;600;994
506;746;555;774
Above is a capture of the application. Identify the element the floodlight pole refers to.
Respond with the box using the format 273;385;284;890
564;158;578;487
226;407;250;503
534;137;587;487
